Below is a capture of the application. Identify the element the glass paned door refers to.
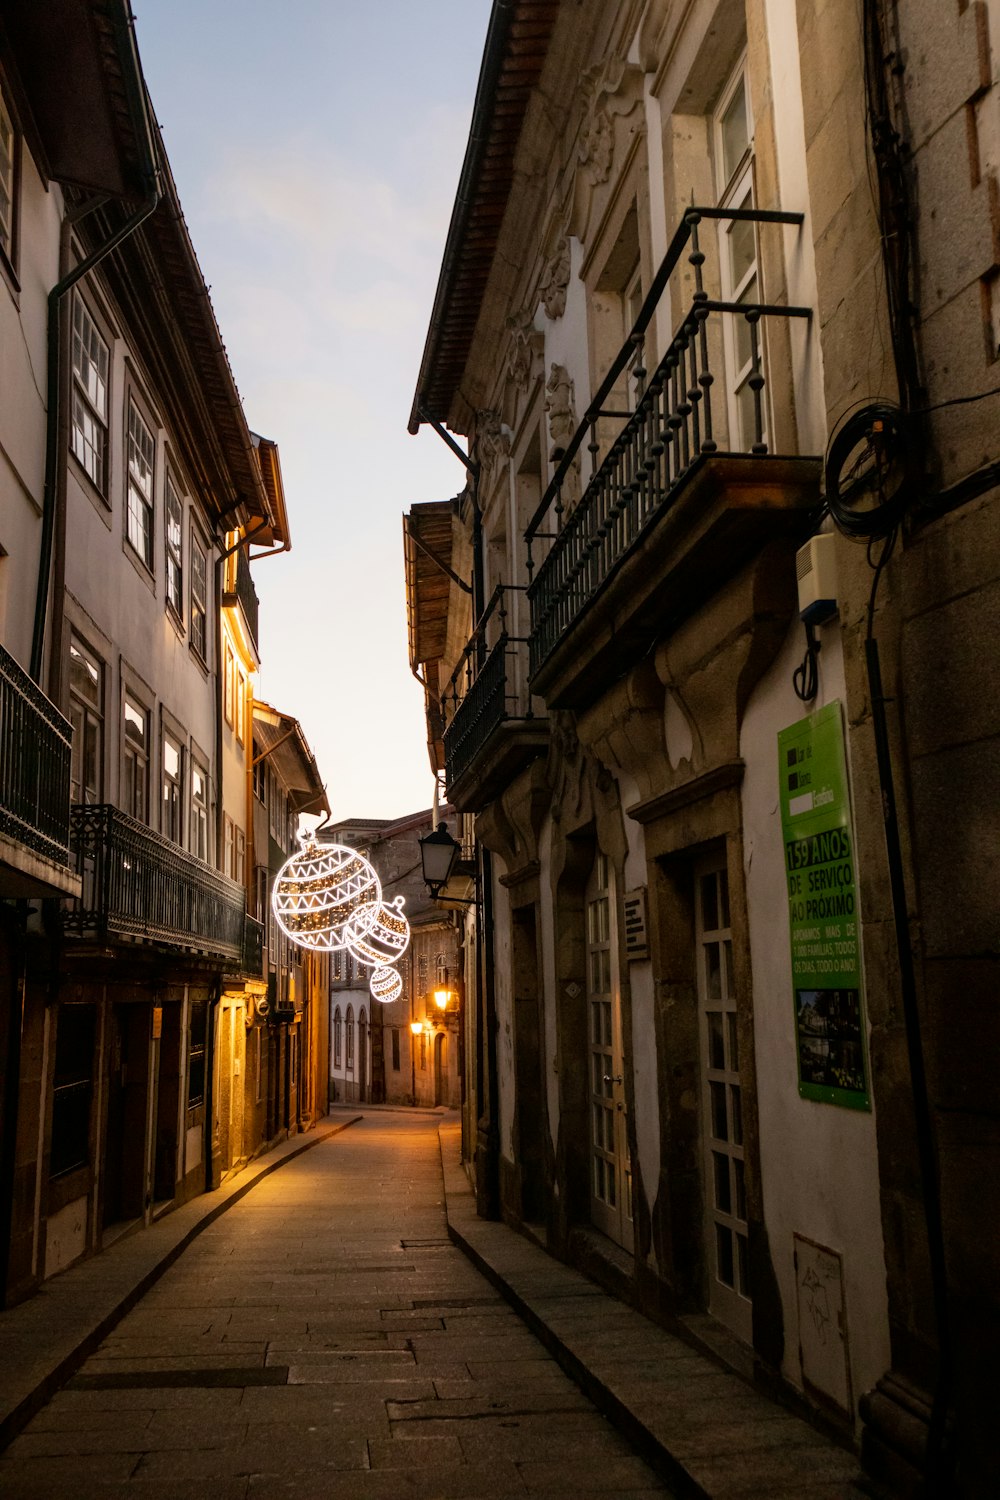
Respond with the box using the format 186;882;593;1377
696;854;751;1341
587;852;633;1252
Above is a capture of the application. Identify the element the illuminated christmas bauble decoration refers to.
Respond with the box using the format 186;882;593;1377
271;842;382;952
345;894;410;968
370;965;403;1003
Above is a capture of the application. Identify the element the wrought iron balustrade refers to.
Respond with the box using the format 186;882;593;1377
525;205;811;677
441;584;536;794
66;804;247;960
0;640;74;868
224;547;260;654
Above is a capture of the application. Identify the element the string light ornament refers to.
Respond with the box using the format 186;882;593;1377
369;965;403;1003
346;894;410;969
271;841;382;953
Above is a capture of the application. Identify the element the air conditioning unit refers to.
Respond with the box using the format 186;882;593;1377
796;533;838;625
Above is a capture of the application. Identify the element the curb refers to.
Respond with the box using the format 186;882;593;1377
0;1114;361;1452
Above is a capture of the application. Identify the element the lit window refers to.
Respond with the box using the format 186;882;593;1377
165;474;184;618
71;299;110;492
126;400;155;566
190;534;207;660
69;636;103;804
162;733;182;844
224;640;235;726
236;668;246;745
191;760;209;860
122;692;148;822
0;81;15;262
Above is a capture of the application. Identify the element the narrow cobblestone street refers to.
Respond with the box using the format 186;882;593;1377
0;1113;671;1499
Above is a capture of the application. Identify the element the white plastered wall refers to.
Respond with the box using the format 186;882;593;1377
740;616;890;1419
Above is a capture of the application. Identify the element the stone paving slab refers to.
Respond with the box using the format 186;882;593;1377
437;1118;869;1500
0;1116;360;1451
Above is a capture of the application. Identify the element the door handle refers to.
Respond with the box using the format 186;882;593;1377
603;1074;623;1084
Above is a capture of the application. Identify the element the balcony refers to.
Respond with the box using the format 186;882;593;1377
223;546;260;657
65;805;247;961
441;585;548;812
525;207;822;709
0;641;81;898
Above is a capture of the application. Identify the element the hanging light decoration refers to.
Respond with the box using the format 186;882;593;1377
271;841;382;952
369;965;403;1003
345;894;411;969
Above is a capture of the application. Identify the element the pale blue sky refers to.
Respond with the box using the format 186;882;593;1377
135;1;493;820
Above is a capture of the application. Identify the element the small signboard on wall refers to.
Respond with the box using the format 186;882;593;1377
778;701;870;1110
623;888;649;961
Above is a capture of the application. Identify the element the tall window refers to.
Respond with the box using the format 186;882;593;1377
333;1007;342;1067
49;1004;96;1179
69;636;103;804
224;640;235;726
391;1028;400;1071
252;740;266;802
165;474;183;618
126;400;155;566
190;534;207;660
346;1006;355;1069
162;733;182;843
122;692;149;822
714;63;760;451
191;759;209;860
235;668;247;745
0;80;15;263
71;298;110;493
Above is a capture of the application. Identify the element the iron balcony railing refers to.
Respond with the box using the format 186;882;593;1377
441;584;534;792
224;547;260;654
65;804;247;960
525;205;810;676
0;640;74;868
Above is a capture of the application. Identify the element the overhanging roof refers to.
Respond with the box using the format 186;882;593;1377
408;0;559;433
253;703;329;818
250;433;291;549
0;0;155;198
403;501;455;675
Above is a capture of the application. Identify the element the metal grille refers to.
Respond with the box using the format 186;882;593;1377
0;641;74;867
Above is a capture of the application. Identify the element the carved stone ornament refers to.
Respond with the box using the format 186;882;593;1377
540;235;571;320
545;364;580;505
578;57;643;187
506;310;543;392
475;409;511;472
545;364;577;458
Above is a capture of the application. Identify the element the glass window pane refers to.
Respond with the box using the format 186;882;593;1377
713;1151;731;1214
706;941;722;1000
720;75;749;184
728;213;756;289
707;1011;725;1070
710;1080;728;1140
124;697;146;748
719;867;730;928
716;1222;735;1287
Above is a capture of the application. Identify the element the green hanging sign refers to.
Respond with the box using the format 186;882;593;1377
778;700;870;1110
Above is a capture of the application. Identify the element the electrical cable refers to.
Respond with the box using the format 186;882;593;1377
825;402;913;540
792;621;821;702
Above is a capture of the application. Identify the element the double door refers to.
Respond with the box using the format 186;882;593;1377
586;852;633;1252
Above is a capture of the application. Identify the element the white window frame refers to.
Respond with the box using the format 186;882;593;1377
164;472;184;620
122;688;150;823
190;530;208;662
126;399;155;568
191;756;210;861
71;297;110;494
161;729;183;845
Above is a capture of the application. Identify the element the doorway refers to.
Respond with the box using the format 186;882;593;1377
433;1031;447;1106
696;852;751;1341
102;1004;149;1231
586;851;633;1251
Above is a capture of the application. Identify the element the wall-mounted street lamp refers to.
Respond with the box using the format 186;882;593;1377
418;821;475;902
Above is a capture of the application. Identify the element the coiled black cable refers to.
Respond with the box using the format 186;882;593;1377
825;402;914;540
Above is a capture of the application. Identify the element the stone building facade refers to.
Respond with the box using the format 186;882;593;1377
406;2;1000;1494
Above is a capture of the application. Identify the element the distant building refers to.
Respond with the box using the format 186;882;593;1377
321;811;461;1109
